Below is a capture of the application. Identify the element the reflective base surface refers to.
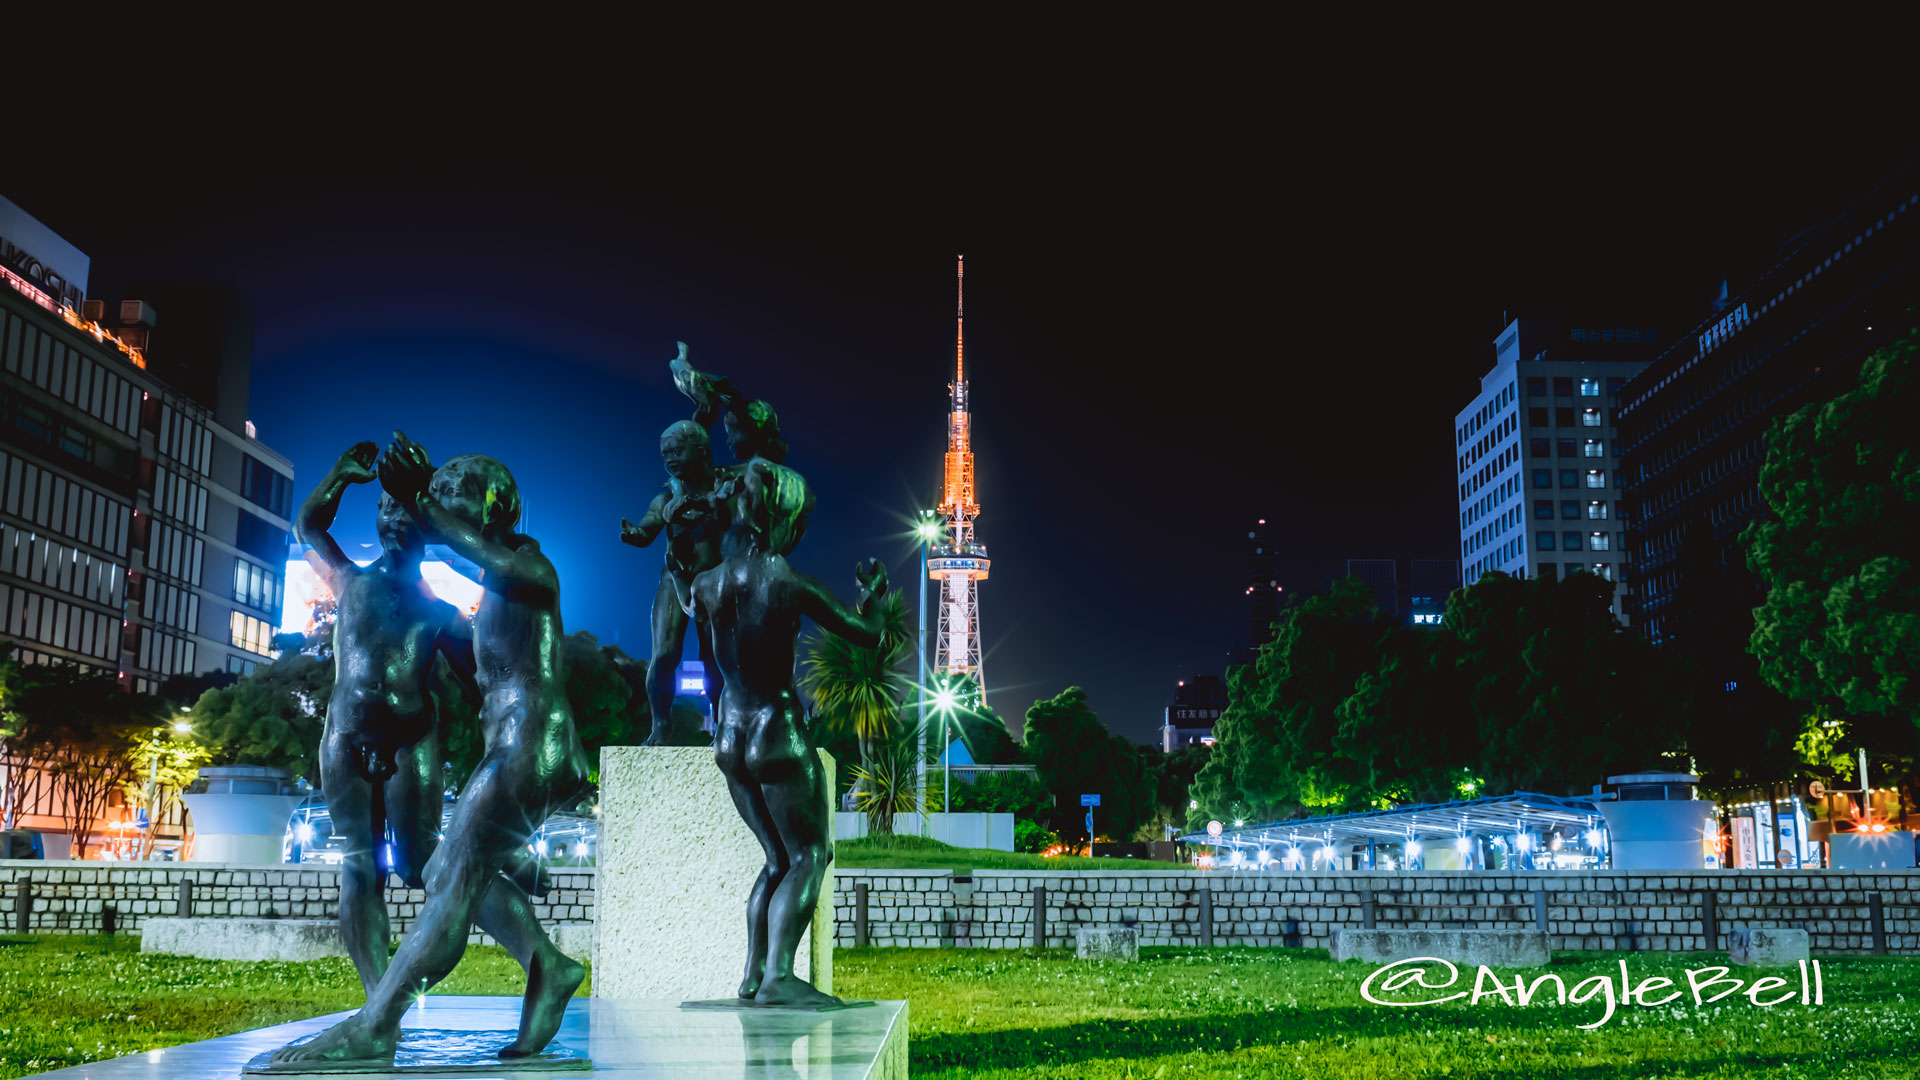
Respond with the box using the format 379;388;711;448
21;995;909;1079
243;1028;591;1074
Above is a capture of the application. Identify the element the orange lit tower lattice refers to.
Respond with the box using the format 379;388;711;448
930;255;990;689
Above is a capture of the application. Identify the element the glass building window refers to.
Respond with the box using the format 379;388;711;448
1591;563;1613;580
1587;501;1609;520
1528;377;1547;396
1581;408;1603;427
1534;500;1553;520
1557;438;1576;457
1530;438;1551;458
1536;532;1556;551
1555;407;1575;427
1532;469;1553;488
1590;532;1611;551
1560;501;1579;519
230;611;275;656
1563;532;1583;551
1583;439;1605;458
1586;470;1607;489
1579;377;1602;396
1553;377;1573;396
1528;406;1548;426
241;456;293;519
1560;469;1579;488
1537;563;1558;581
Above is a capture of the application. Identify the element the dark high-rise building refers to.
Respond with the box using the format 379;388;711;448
1162;674;1226;752
1619;166;1920;701
1345;558;1398;620
0;194;295;691
1246;517;1279;653
1409;558;1461;626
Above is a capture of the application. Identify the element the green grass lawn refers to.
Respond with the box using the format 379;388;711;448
837;833;1190;871
3;936;1917;1079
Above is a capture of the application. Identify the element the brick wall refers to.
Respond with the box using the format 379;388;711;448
0;860;595;941
9;861;1915;956
830;869;1920;954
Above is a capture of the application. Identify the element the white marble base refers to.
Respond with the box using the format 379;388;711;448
142;918;347;962
20;995;908;1079
596;746;835;1001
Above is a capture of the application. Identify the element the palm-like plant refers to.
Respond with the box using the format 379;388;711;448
801;592;911;830
845;718;928;834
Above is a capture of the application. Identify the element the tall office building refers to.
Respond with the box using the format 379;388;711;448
1344;558;1399;620
0;194;295;690
1452;319;1656;620
1161;674;1226;752
1620;168;1920;686
1409;558;1461;626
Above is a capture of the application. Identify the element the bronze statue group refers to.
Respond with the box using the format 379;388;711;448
273;345;886;1066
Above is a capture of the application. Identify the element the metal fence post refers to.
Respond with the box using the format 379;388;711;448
1198;886;1214;948
13;880;29;934
1868;892;1887;955
854;883;869;947
1532;889;1547;933
1701;892;1718;952
1032;886;1047;949
178;879;195;918
1361;888;1376;929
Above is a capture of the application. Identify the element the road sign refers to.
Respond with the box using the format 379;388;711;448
1081;794;1101;806
1206;820;1223;837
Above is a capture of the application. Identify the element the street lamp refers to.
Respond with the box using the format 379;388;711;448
914;510;941;832
930;682;960;815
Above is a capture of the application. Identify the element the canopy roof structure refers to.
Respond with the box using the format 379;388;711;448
1178;792;1602;850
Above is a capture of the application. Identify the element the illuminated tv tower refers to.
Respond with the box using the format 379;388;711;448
930;254;990;690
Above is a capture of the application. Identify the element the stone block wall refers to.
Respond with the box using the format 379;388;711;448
829;869;1920;955
0;860;594;942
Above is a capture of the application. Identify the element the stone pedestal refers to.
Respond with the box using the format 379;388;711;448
594;746;834;1002
1330;928;1550;967
141;918;346;962
1076;925;1139;962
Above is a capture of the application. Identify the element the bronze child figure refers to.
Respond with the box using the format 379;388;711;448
295;441;480;997
274;435;590;1064
621;418;725;744
692;453;888;1008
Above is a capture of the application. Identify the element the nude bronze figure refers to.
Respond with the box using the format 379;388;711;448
622;419;725;744
274;436;590;1064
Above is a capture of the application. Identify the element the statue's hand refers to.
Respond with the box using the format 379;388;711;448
665;493;711;527
338;441;379;484
856;558;889;600
378;430;433;502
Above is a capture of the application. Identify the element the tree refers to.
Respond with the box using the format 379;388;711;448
1022;687;1154;842
9;663;164;858
188;651;333;784
1746;322;1920;753
800;593;912;831
125;728;215;859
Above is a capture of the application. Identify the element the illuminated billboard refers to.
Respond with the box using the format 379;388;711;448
281;554;484;636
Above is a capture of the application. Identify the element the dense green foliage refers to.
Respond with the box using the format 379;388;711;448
1022;687;1155;841
801;593;915;831
833;833;1185;870
187;652;332;783
0;659;169;856
1746;322;1920;754
1191;572;1691;829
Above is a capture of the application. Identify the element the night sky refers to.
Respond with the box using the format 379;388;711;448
7;72;1910;742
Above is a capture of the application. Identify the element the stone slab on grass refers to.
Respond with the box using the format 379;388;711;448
1331;928;1549;967
1730;927;1810;966
141;917;346;962
1076;925;1139;962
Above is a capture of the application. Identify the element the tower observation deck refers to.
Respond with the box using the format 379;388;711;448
930;255;990;688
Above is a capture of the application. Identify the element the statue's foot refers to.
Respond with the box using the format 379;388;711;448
501;949;585;1058
738;973;762;999
754;975;843;1009
270;1016;395;1064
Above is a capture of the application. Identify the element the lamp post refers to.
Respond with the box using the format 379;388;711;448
914;511;941;835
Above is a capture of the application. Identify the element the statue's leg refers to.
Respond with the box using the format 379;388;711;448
320;726;387;997
720;735;784;1000
751;726;839;1008
696;619;724;718
273;750;533;1065
385;732;442;891
645;572;689;744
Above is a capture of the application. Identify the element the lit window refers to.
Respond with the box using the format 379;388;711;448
1592;563;1613;581
1579;377;1602;396
1580;409;1603;427
1590;533;1611;551
1586;470;1607;489
1583;440;1605;458
1587;501;1609;520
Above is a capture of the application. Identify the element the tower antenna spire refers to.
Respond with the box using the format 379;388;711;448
932;254;990;692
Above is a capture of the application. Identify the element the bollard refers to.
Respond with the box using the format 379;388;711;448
1868;892;1887;955
13;880;28;935
1701;892;1718;952
101;905;117;936
1532;889;1547;933
1361;888;1376;929
1032;886;1047;949
854;883;870;947
178;879;195;918
1198;887;1214;948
